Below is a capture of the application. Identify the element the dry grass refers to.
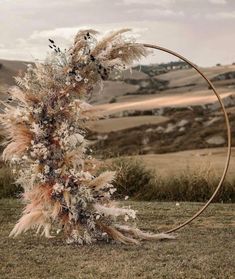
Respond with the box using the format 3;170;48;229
0;165;20;198
0;199;234;279
105;158;235;202
1;157;234;202
133;148;235;181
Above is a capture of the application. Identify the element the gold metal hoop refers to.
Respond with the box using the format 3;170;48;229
140;43;232;234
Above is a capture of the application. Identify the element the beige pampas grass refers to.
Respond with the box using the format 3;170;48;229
8;86;28;105
2;124;32;160
115;225;175;241
91;28;131;57
88;171;116;190
51;201;61;220
96;222;139;244
9;210;48;238
93;203;136;219
72;29;99;59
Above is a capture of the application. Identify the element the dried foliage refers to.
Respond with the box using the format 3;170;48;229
1;29;173;244
107;158;235;203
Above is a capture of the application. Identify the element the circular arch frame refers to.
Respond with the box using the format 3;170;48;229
139;43;232;234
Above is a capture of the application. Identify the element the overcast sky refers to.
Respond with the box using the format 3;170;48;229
0;0;234;66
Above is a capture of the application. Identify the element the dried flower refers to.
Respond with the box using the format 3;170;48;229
2;28;173;245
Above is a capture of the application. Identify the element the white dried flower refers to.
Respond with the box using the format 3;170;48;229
32;143;48;158
44;165;50;174
124;215;129;222
30;151;36;158
34;107;42;114
109;187;117;195
11;156;20;163
22;115;29;121
53;183;64;193
30;122;44;136
37;173;45;182
57;122;69;136
67;133;84;147
66;237;74;244
81;171;93;180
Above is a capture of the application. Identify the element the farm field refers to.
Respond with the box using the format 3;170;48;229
87;115;168;133
96;90;233;115
129;147;235;180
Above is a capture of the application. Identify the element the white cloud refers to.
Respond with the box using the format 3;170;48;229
122;0;174;5
208;0;227;4
144;8;184;17
30;28;79;40
127;7;184;18
0;0;234;67
0;23;149;61
29;25;147;42
206;11;235;19
1;19;233;67
121;0;195;7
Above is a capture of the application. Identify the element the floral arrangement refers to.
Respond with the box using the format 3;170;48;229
1;29;174;244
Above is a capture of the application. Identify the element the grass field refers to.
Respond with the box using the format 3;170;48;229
0;199;234;279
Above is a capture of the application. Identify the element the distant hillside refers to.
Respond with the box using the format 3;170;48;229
155;64;235;88
0;59;28;86
1;59;235;105
133;61;191;76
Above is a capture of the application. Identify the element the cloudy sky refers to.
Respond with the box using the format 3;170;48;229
0;0;234;66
